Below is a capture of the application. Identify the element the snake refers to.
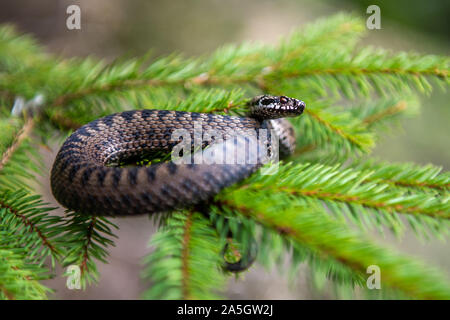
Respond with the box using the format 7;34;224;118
51;95;305;216
50;94;304;271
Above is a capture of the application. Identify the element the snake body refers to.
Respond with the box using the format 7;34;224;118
51;95;305;216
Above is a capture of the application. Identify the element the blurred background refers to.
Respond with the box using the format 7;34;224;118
0;0;448;299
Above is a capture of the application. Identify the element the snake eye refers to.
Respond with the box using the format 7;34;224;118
280;96;288;104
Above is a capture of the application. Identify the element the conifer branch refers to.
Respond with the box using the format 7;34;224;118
304;108;373;153
226;162;449;240
13;16;356;112
0;243;51;299
50;78;177;108
0;198;57;255
181;211;193;299
211;199;371;290
0;115;42;191
62;213;117;287
142;212;226;300
277;186;447;218
288;103;376;158
80;217;96;276
48;88;246;130
0;117;33;172
362;101;408;126
48;111;81;130
237;163;449;219
354;161;450;192
0;189;63;264
214;197;450;299
282;65;448;80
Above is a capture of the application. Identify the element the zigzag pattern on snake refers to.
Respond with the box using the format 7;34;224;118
50;95;305;216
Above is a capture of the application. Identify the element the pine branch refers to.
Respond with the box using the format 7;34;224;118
281;57;448;79
362;101;408;126
202;14;366;87
0;245;50;300
48;88;246;130
142;211;226;299
0;25;47;70
44;14;364;113
61;213;117;287
293;97;419;161
208;205;368;292
215;193;450;299
270;47;449;100
290;102;375;156
354;160;450;192
0;117;33;171
11;17;365;105
0;189;64;265
45;14;365;111
47;55;203;109
0;26;70;102
229;163;449;237
180;211;194;299
0;114;42;191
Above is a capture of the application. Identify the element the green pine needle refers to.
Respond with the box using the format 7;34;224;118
0;13;449;299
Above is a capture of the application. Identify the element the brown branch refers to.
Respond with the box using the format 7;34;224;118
0;285;15;300
207;101;243;114
292;143;317;157
241;184;448;219
305;109;364;148
0;117;34;172
363;101;407;126
293;101;410;157
281;66;448;80
49;74;260;109
49;112;82;130
0;255;44;300
293;187;447;218
363;177;449;192
50;79;172;108
80;217;97;275
181;211;193;300
0;199;59;256
49;95;246;131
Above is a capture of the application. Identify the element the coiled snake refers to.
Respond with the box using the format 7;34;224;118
51;95;305;270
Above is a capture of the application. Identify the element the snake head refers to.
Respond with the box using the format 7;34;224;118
249;95;305;119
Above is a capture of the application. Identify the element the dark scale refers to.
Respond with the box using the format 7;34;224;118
111;168;122;188
167;162;178;174
81;167;96;186
146;166;157;182
128;167;139;186
120;194;133;210
67;164;81;183
97;170;107;187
